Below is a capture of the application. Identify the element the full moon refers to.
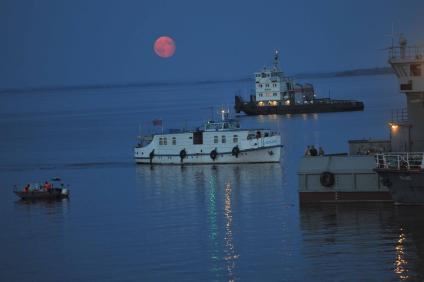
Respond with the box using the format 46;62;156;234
154;36;176;58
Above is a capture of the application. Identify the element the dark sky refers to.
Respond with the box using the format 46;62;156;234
1;0;423;89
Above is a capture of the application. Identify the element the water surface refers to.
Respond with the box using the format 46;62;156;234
1;74;424;281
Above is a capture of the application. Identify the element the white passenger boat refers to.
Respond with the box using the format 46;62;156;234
134;110;281;165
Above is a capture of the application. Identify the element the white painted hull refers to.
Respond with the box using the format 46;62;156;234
135;146;281;165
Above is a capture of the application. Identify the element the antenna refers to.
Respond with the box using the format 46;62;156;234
273;50;280;70
384;23;400;54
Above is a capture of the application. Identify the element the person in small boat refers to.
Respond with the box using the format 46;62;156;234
43;181;53;191
23;184;30;193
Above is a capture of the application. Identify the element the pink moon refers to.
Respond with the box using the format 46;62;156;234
153;36;176;58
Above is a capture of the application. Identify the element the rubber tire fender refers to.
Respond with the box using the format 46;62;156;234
231;146;240;158
320;171;335;187
210;149;217;160
179;149;187;161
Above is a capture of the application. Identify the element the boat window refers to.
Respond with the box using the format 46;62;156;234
222;135;226;143
159;137;163;145
223;123;229;129
214;136;218;144
233;135;238;143
163;137;167;145
193;131;203;145
172;137;176;145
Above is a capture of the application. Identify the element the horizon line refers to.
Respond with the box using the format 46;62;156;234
0;66;392;94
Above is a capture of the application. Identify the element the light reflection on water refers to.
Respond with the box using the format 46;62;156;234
224;180;238;282
300;204;424;281
395;229;408;280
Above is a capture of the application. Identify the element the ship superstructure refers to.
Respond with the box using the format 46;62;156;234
254;51;314;106
134;110;281;165
374;36;424;204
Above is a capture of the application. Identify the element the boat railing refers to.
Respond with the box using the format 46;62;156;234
390;108;408;123
313;98;360;104
375;152;424;170
389;46;424;60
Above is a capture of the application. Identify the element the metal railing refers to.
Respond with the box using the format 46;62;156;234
390;108;408;123
389;46;424;60
375;152;424;170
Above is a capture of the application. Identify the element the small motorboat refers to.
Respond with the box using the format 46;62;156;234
13;179;70;200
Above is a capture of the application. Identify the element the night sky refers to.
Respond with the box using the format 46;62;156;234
1;0;423;89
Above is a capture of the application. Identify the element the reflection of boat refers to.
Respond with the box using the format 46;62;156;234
235;51;364;115
13;180;69;200
134;109;281;165
300;204;424;280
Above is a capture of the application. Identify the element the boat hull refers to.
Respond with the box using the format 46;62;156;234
235;96;364;115
375;169;424;204
135;145;281;165
299;191;392;203
298;155;393;203
14;188;69;200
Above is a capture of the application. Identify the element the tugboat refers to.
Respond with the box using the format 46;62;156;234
374;36;424;204
14;179;69;200
234;51;364;115
134;109;281;165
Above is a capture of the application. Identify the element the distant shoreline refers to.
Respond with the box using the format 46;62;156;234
0;67;393;94
295;67;393;79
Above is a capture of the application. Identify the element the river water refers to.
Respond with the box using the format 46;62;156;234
1;74;424;281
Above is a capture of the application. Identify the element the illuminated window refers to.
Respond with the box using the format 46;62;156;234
214;136;218;143
222;135;226;143
233;135;238;143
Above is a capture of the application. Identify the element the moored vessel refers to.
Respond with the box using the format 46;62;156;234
373;36;424;204
134;110;281;165
235;51;364;115
298;35;424;204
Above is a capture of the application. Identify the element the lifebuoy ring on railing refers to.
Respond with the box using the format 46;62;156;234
210;149;217;160
320;171;335;187
231;146;240;158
